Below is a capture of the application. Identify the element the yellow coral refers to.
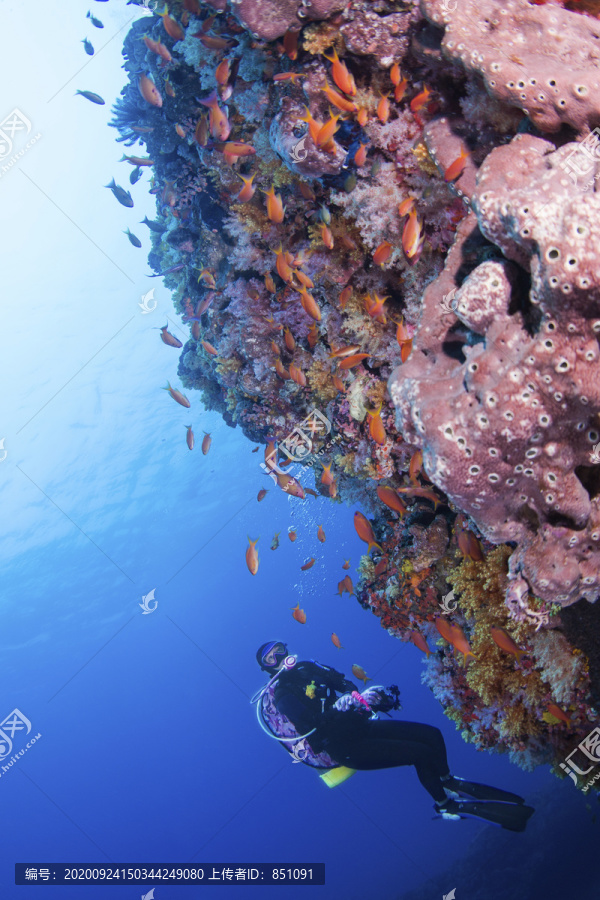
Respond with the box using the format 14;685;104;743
412;142;438;176
302;23;345;57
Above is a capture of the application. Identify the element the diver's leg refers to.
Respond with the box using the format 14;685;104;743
326;720;450;802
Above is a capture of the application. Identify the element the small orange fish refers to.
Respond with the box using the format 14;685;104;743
159;4;185;41
396;486;441;508
342;560;350;570
321;463;335;486
298;182;316;202
458;528;485;562
321;81;357;113
194;115;209;147
329;344;362;360
338;353;369;369
293;268;314;290
390;63;401;86
410;86;432;114
273;72;305;85
202;339;218;356
316;110;341;147
328;480;338;499
164;80;175;98
202;432;212;455
301;557;316;570
215;140;256;158
246;536;259;575
263;185;285;224
317;525;326;543
333;374;346;393
490;626;527;663
354;142;368;167
324;48;356;96
299;106;322;144
355;106;368;127
265;273;276;294
402;209;423;261
373;558;388;577
252;446;259;453
275;358;290;379
191;320;201;341
289;364;307;387
288;528;297;542
367;402;386;445
409;630;430;658
283;29;299;60
274;245;294;282
320;223;334;249
143;36;173;64
175;123;186;138
364;292;387;324
160;324;182;348
283;327;296;352
400;339;413;363
331;633;343;649
339;286;352;310
435;618;475;664
352;664;370;685
292;602;307;624
376;486;407;517
373;241;392;267
394;79;408;103
257;488;268;502
163;382;190;408
298;288;322;323
409;450;423;483
198;89;230;140
395;316;410;344
215;58;230;85
545;703;571;726
138;74;162;108
398;197;416;217
185;425;194;450
307;322;319;348
353;512;382;555
444;149;468;183
236;173;256;203
377;93;390;124
276;472;305;499
198;34;233;51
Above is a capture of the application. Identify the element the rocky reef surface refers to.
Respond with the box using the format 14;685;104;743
114;0;600;787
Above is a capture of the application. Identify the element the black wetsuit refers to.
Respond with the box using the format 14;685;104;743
273;660;450;803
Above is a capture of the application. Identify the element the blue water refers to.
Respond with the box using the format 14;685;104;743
2;2;599;898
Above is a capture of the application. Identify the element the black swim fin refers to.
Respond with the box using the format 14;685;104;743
443;775;525;805
437;798;535;833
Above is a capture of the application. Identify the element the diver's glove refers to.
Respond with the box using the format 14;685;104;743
366;685;402;713
333;692;360;712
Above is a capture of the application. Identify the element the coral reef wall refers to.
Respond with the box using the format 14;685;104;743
114;0;600;787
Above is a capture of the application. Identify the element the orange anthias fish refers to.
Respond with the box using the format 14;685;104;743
202;339;218;356
339;574;355;596
390;62;402;86
316;111;341;147
435;618;475;664
410;86;432;114
288;528;297;542
198;90;231;140
329;344;361;360
321;81;357;113
339;285;352;309
373;557;388;577
320;223;334;250
299;107;322;144
215;58;230;86
545;703;571;726
273;72;305;85
163;382;190;408
324;48;356;96
265;273;276;293
490;626;527;663
199;432;211;455
276;471;305;498
143;36;173;64
352;664;370;685
342;559;350;570
402;209;424;262
376;486;407;517
365;293;387;324
159;4;185;41
289;364;307;387
160;324;182;348
373;241;392;267
377;93;390;124
367;403;386;445
317;525;326;543
291;602;307;624
138;74;162;108
398;196;416;217
321;462;335;486
283;29;299;60
458;528;485;561
409;630;430;658
215;141;256;158
194;115;209;147
274;245;294;282
301;557;316;571
185;425;194;450
331;633;343;650
257;488;268;502
338;353;369;369
263;185;285;224
246;536;259;575
354;142;368;167
236;173;256;203
283;326;296;352
353;512;382;555
394;78;408;103
307;322;319;348
444;149;469;183
409;450;423;483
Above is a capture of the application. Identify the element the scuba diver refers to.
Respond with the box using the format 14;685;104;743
252;641;535;833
